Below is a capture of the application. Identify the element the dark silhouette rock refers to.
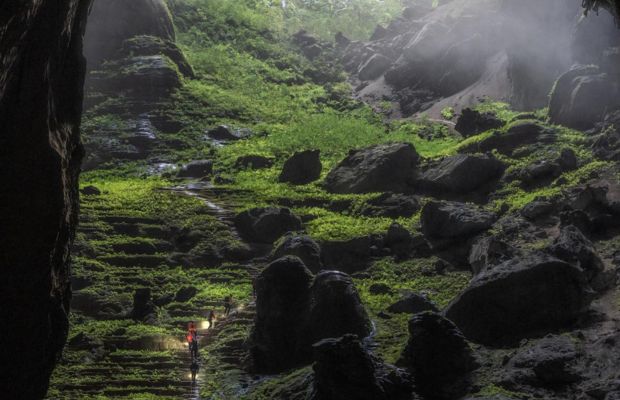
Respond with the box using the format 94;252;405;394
272;234;323;273
131;288;157;322
398;312;478;399
324;143;420;194
177;160;213;178
460;121;553;155
206;125;253;141
250;256;314;372
279;150;322;185
421;200;496;239
335;32;351;48
358;54;393;81
521;199;555;220
312;335;413;400
235;155;274;170
518;160;563;187
174;286;198;303
557;148;578;171
321;236;374;273
0;1;90;397
417;154;505;196
234;207;302;244
445;253;591;346
385;222;414;259
117;35;194;78
250;259;371;373
81;185;102;196
369;283;393;295
548;225;605;283
306;272;372;346
359;193;420;218
455;108;505;137
469;236;518;276
387;293;438;314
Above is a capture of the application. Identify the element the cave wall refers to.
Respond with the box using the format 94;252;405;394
0;1;92;398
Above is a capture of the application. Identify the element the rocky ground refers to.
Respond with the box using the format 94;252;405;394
45;0;620;399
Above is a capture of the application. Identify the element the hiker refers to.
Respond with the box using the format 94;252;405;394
188;321;197;336
223;295;232;316
190;334;199;359
207;310;216;329
190;358;199;383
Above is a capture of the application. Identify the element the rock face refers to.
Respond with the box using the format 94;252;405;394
421;201;496;239
312;335;413;400
234;207;303;244
460;121;554;155
417;154;505;196
548;225;605;285
272;234;323;273
85;0;176;68
455;108;505;137
250;258;371;372
0;1;91;397
358;54;393;81
279;150;323;185
445;253;592;346
398;312;478;399
324;143;420;194
359;193;420;218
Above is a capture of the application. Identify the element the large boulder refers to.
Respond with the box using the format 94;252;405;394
130;288;157;322
324;143;420;194
250;256;314;372
387;293;439;314
398;312;478;399
312;335;413;400
117;35;194;77
84;0;176;68
455;108;505;137
234;207;303;244
305;271;372;346
548;66;620;130
320;236;375;273
358;54;393;81
547;225;605;283
272;234;323;273
468;236;517;276
250;259;372;373
417;154;505;196
279;150;322;185
0;1;90;397
359;192;421;218
177;160;213;178
445;253;592;346
421;200;496;239
460;121;554;155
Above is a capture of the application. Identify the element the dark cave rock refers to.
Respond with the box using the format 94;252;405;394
398;312;478;400
369;283;394;295
81;185;102;196
359;192;421;218
206;125;254;141
320;236;375;273
445;253;592;347
177;160;213;178
572;8;618;65
131;288;157;323
324;143;419;194
547;225;605;284
500;335;581;389
235;154;274;170
84;0;176;69
311;335;413;400
250;256;314;372
234;207;303;244
521;199;556;221
370;24;389;41
358;54;393;81
272;234;323;273
549;65;620;130
517;160;563;188
117;35;194;78
557;148;579;171
335;32;351;48
385;222;414;260
592;111;620;161
250;258;371;373
460;121;554;155
293;30;318;47
387;293;438;315
0;0;90;397
174;286;198;303
468;236;518;276
305;271;372;347
279;150;323;185
421;200;496;240
416;154;506;196
455;108;505;137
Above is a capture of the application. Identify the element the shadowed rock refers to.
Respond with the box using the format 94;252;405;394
398;312;478;399
548;225;605;284
324;143;419;194
455;108;505;137
312;335;413;400
272;234;323;273
460;121;554;155
445;253;592;347
177;160;213;178
235;207;302;244
421;200;496;239
359;193;421;218
358;54;393;81
387;293;438;315
279;150;322;185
